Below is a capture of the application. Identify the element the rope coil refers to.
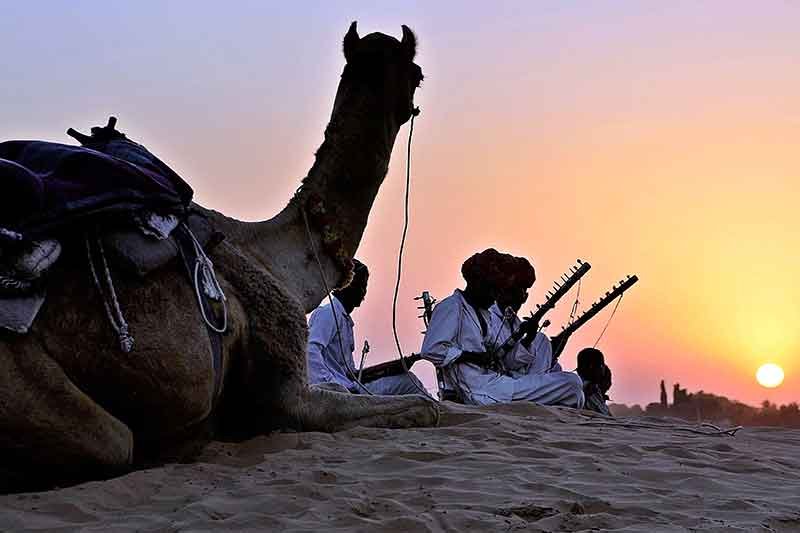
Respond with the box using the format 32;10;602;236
182;224;227;333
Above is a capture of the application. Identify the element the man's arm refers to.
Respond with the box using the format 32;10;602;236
420;298;469;367
306;309;339;385
457;351;494;367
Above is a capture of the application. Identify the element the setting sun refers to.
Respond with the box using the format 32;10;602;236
756;363;785;389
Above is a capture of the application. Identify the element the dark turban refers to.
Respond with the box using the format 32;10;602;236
461;248;511;288
509;256;536;289
352;258;368;276
338;258;368;289
479;253;536;292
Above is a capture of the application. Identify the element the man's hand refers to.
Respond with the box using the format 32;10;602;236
517;316;540;347
519;316;539;336
459;351;494;367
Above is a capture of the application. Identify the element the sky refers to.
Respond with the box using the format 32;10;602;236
3;1;798;407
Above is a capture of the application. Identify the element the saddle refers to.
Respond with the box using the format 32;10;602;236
0;117;224;337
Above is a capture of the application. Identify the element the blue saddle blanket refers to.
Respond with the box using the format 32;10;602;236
0;140;193;238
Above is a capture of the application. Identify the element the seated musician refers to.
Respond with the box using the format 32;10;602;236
487;256;554;375
485;255;592;407
306;259;425;395
420;249;585;407
575;347;612;416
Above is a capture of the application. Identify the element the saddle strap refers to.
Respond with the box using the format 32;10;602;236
85;234;134;353
173;224;226;405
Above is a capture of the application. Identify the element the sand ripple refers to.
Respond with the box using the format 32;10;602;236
1;402;799;531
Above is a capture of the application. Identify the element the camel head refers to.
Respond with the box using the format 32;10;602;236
335;21;423;128
256;23;425;309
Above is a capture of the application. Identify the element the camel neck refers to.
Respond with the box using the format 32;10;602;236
226;84;405;313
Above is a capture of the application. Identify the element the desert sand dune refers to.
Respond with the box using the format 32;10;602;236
2;402;799;532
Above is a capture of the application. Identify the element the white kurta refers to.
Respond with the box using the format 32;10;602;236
306;295;426;396
307;295;359;391
420;291;584;407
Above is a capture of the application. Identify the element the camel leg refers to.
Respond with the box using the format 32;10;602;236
235;296;441;432
213;243;440;433
296;385;440;432
0;340;133;490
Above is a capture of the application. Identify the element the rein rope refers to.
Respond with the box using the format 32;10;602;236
570;417;743;437
301;207;374;396
390;109;431;397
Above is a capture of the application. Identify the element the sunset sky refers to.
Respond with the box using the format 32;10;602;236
3;1;798;407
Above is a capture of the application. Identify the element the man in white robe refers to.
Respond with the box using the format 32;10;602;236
420;249;584;407
576;347;613;416
485;256;587;406
306;260;426;395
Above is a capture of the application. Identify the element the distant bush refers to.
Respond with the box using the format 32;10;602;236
612;389;800;428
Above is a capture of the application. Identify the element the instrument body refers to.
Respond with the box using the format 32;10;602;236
359;291;435;383
360;352;422;382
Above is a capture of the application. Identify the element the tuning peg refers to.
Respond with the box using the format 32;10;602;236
577;259;582;264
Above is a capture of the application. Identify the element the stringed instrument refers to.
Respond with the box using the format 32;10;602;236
359;291;436;383
359;352;423;383
356;339;371;382
497;259;591;352
550;274;639;358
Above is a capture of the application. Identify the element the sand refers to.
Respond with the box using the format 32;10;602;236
1;402;799;532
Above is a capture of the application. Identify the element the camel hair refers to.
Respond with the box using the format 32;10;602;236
0;22;439;492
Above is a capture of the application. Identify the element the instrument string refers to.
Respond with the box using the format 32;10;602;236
593;293;624;348
568;278;582;327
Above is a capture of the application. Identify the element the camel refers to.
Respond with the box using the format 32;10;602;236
0;22;439;491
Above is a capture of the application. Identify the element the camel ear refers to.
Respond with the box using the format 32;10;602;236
401;25;417;61
343;21;359;62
